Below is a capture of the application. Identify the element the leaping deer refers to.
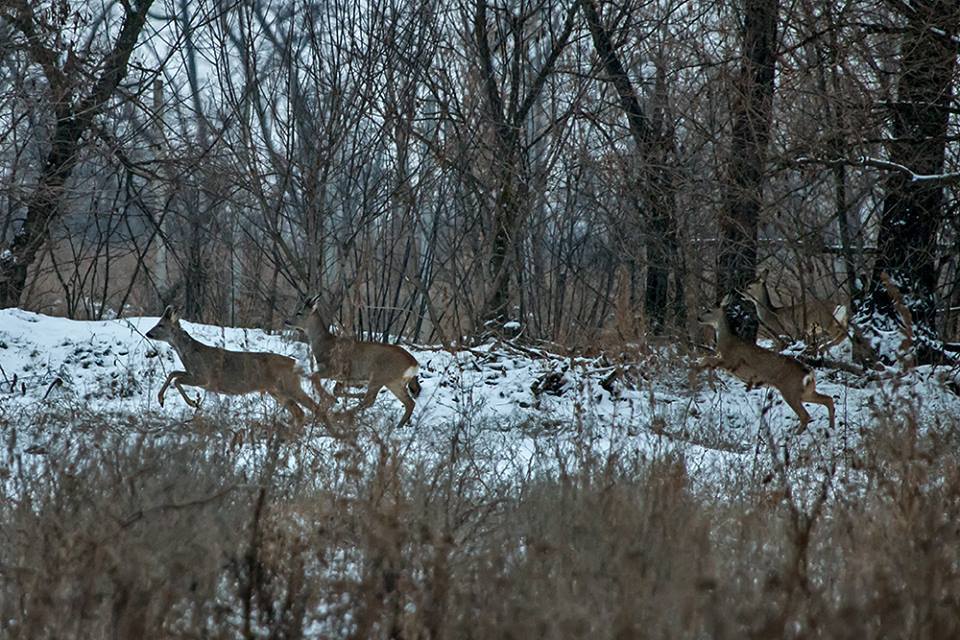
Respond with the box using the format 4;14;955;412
146;306;326;425
696;303;835;433
744;269;848;351
286;295;421;428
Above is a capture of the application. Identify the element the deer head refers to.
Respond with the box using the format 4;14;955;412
285;295;328;332
146;306;182;342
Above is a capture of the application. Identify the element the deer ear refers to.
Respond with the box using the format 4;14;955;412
162;305;174;319
766;281;786;309
170;307;182;323
310;295;323;312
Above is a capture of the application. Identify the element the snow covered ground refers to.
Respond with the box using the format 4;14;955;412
2;308;958;480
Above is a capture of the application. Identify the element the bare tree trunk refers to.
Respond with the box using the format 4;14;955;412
178;0;210;320
822;6;858;299
0;0;155;308
580;0;683;334
716;0;778;338
485;152;525;326
473;0;525;328
151;78;172;301
856;1;958;364
473;0;577;330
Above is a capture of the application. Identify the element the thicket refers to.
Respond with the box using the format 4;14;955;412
2;404;958;639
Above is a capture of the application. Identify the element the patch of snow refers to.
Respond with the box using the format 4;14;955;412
2;309;958;485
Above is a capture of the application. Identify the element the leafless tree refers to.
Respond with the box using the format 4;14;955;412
0;0;156;308
716;0;778;338
1;0;958;356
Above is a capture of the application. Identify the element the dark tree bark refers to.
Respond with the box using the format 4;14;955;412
177;0;211;320
0;0;155;308
580;0;684;334
815;1;858;299
716;0;778;338
473;0;577;329
856;0;958;364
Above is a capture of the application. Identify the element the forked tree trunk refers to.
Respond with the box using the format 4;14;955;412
0;1;155;309
473;0;577;330
856;1;958;364
580;0;684;335
485;145;526;326
716;0;778;339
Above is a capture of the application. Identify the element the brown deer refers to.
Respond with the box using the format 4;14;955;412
286;295;421;428
146;306;325;424
744;269;848;350
696;304;835;433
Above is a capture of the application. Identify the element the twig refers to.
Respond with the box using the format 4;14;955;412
794;355;866;377
118;483;238;529
794;155;960;184
42;377;63;400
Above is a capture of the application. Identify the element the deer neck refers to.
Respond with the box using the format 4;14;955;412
759;283;781;312
168;325;201;358
305;314;335;349
714;319;745;356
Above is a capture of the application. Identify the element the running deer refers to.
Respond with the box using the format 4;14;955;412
286;295;421;428
696;304;835;433
146;306;325;424
744;269;848;350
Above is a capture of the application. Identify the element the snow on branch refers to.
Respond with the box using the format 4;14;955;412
793;156;960;184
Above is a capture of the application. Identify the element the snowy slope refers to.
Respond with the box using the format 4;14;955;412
1;308;958;476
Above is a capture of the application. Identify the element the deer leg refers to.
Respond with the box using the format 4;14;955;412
158;371;187;407
173;376;202;408
694;356;722;390
407;377;421;398
305;373;336;408
333;381;367;398
823;321;849;350
347;383;384;416
290;386;335;430
803;390;836;430
782;393;811;434
386;380;416;428
696;355;722;372
268;391;306;427
283;397;306;425
160;371;201;408
278;373;333;428
290;387;323;415
801;376;836;430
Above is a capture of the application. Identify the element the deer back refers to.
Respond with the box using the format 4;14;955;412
151;310;302;396
718;328;807;387
314;335;417;383
746;274;847;343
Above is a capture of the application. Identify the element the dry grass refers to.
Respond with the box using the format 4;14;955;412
2;404;959;639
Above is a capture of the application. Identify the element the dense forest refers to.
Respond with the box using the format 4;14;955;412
0;0;957;361
5;2;960;637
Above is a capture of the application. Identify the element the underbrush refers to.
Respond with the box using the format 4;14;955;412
1;406;959;639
